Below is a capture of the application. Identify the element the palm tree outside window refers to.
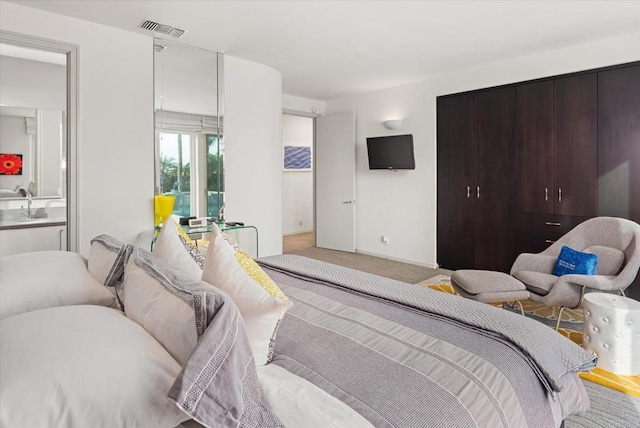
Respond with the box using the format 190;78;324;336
158;132;224;218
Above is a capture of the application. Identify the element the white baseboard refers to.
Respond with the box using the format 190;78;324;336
355;249;439;269
283;229;314;237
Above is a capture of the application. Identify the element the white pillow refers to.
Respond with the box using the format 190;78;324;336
202;223;292;365
0;305;189;428
153;219;204;279
87;234;130;287
0;251;117;320
122;247;224;366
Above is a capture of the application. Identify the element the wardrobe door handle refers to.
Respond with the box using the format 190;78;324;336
545;222;561;226
59;229;64;250
466;186;470;198
558;188;562;202
545;187;548;202
545;240;556;244
476;186;481;199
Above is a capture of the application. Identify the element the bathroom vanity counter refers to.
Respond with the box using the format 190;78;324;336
0;197;66;231
0;217;66;230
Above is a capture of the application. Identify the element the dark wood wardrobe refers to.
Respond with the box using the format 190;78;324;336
436;87;515;273
436;62;640;298
515;73;598;254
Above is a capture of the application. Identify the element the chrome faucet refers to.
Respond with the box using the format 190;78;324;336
26;191;32;220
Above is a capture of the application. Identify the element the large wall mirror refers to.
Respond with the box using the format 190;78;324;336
0;44;66;198
154;38;224;222
0;31;77;254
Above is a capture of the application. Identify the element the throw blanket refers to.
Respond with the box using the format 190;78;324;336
258;255;595;428
163;266;283;427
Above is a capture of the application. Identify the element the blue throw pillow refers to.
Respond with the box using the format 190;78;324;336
553;246;598;276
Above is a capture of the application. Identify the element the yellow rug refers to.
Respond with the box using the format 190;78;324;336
415;275;640;398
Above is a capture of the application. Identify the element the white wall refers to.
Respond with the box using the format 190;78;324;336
0;56;66;110
283;94;325;116
38;109;62;196
1;1;153;255
225;56;283;257
325;30;640;268
282;114;313;235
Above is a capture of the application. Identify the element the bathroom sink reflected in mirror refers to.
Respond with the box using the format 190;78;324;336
0;41;68;238
0;216;64;229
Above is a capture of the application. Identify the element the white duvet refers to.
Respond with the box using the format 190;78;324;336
178;364;374;428
257;364;374;428
0;305;189;428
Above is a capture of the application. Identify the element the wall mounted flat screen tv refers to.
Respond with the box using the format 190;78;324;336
366;134;415;170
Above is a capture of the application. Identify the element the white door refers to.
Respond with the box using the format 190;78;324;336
315;113;356;252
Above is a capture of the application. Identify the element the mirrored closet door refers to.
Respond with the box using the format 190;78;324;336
154;38;224;222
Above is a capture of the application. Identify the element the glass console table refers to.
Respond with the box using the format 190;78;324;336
181;222;259;258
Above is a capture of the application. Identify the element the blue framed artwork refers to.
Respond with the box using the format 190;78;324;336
283;146;312;170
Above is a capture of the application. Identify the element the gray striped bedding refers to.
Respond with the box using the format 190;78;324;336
117;247;284;428
257;255;595;428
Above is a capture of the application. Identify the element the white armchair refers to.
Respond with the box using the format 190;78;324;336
510;217;640;329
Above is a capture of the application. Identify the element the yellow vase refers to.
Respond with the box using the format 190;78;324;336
154;195;176;227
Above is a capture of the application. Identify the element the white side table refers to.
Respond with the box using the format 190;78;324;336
583;293;640;375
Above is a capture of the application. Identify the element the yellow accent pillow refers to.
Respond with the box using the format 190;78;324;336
234;251;288;301
201;224;291;365
173;219;197;246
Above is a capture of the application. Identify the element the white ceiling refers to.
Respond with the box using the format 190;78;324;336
11;0;640;100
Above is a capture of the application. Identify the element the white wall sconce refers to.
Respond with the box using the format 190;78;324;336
383;119;403;130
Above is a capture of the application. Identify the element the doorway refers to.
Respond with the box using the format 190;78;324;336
282;114;315;253
0;31;77;255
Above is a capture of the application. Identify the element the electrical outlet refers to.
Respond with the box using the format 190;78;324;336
381;235;389;246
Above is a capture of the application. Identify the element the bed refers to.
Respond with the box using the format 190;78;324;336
0;226;595;427
256;255;592;428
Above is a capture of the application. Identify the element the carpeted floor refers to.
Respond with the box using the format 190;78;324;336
283;247;640;427
283;237;452;284
283;232;315;253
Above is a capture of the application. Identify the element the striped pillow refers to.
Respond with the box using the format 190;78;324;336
88;235;132;309
122;247;226;366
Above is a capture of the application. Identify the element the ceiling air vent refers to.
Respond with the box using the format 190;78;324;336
138;20;186;39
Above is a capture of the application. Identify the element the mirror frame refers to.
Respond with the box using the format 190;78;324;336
0;30;78;252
